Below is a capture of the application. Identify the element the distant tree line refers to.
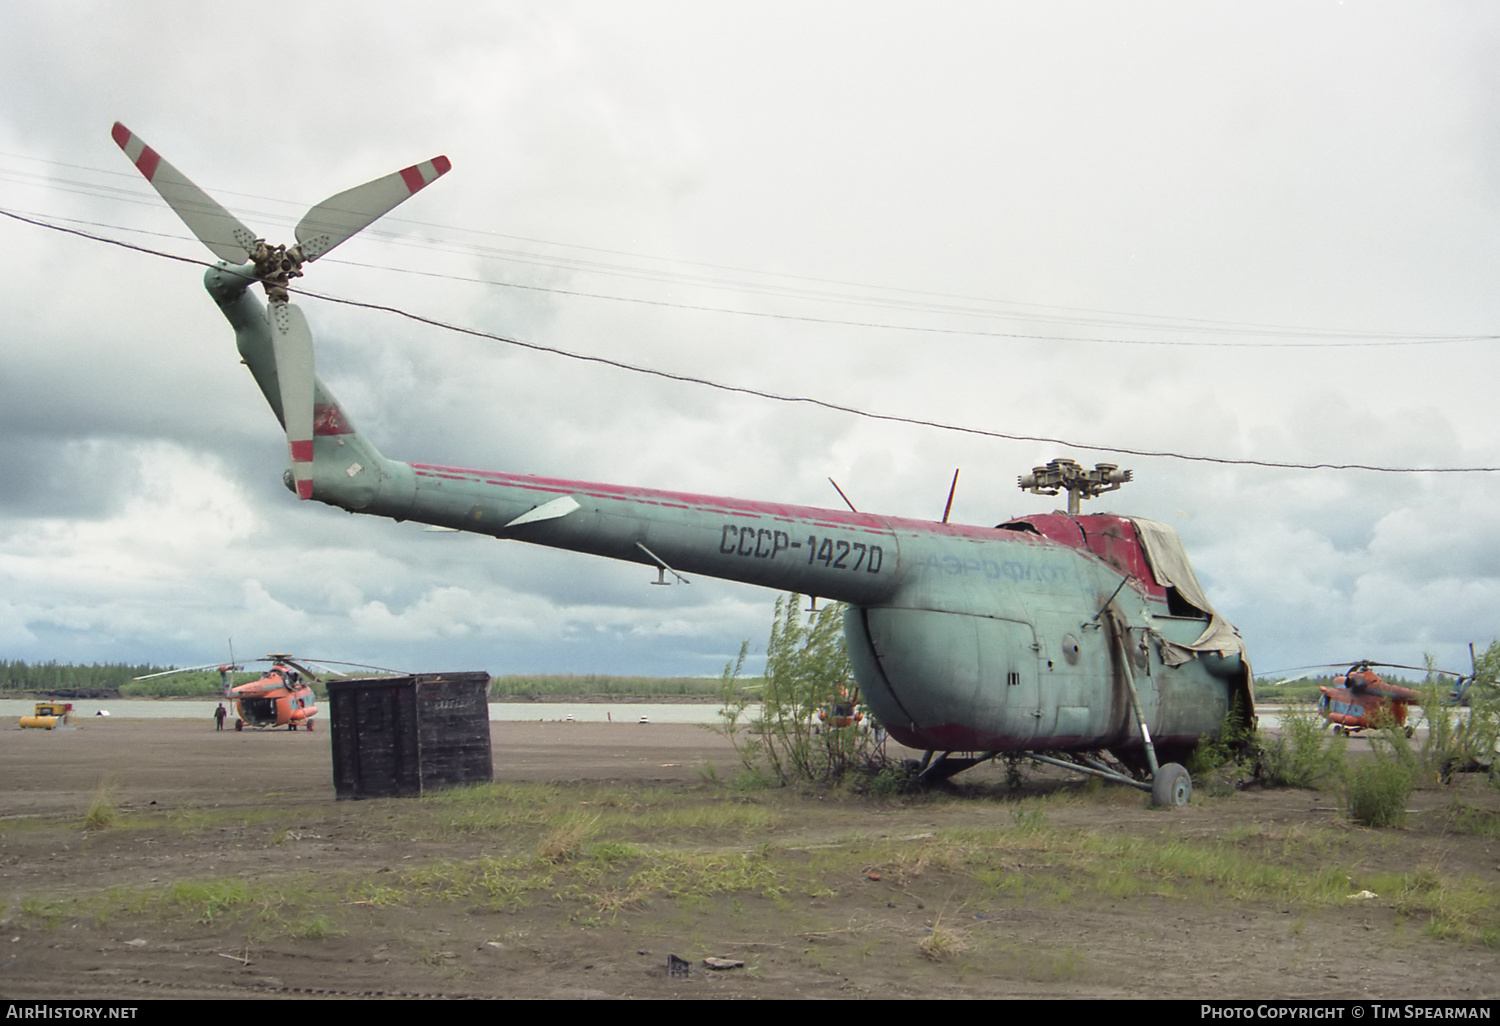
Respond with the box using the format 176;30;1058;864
0;660;171;693
488;673;736;700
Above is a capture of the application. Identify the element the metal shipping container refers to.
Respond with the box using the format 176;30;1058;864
327;671;492;798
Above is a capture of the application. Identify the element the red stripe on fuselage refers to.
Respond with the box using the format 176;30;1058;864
408;462;1040;542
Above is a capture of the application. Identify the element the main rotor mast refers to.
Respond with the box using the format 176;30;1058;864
1019;457;1132;515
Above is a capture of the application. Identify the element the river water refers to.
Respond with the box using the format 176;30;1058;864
0;698;724;725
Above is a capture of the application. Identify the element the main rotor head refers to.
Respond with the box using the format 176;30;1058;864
1019;458;1133;515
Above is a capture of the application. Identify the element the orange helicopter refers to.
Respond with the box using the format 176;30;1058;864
135;654;400;731
219;657;319;731
1313;659;1477;737
815;686;865;732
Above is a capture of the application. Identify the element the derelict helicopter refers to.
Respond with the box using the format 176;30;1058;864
110;123;1254;805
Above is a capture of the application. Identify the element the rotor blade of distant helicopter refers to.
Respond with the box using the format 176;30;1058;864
308;659;409;676
132;661;240;681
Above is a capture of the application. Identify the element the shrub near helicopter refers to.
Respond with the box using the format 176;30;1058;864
110;123;1255;805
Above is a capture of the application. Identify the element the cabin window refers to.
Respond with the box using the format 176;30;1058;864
1164;586;1208;619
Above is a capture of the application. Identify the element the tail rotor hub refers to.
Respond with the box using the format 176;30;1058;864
249;241;306;303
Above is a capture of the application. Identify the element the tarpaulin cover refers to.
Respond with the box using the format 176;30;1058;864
1129;518;1247;667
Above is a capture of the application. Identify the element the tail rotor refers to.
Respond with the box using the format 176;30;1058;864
110;122;451;499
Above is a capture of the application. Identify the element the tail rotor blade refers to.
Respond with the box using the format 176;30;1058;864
268;301;316;500
295;155;451;262
110;123;258;263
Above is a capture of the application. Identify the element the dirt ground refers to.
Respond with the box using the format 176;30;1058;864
1;717;1496;1001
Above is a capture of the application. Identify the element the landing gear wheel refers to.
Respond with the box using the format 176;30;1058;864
1150;763;1192;808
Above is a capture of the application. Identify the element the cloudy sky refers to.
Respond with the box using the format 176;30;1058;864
1;2;1497;682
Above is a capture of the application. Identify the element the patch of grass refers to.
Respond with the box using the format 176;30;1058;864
586;840;643;864
1442;800;1500;838
345;881;405;908
1344;768;1411;828
919;915;967;960
1366;866;1499;947
1010;805;1046;836
288;914;340;939
14;777;1499;960
592;801;780;839
83;777;119;831
24;874;327;936
535;815;597;864
18;896;65;929
162;878;261;924
728;767;784;791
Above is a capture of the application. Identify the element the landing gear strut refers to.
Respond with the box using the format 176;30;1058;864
911;748;1193;807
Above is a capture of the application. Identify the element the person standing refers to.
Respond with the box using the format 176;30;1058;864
214;703;227;731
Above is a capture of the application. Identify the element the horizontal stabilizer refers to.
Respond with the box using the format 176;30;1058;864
503;495;580;529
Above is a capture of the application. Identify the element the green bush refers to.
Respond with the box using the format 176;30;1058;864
1183;700;1256;795
865;760;921;797
1345;756;1414;828
1258;703;1346;788
1416;645;1499;785
1343;719;1418;827
717;595;874;785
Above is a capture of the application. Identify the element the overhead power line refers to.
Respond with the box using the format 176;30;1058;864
9;200;1493;350
3;152;1495;348
3;206;1496;475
